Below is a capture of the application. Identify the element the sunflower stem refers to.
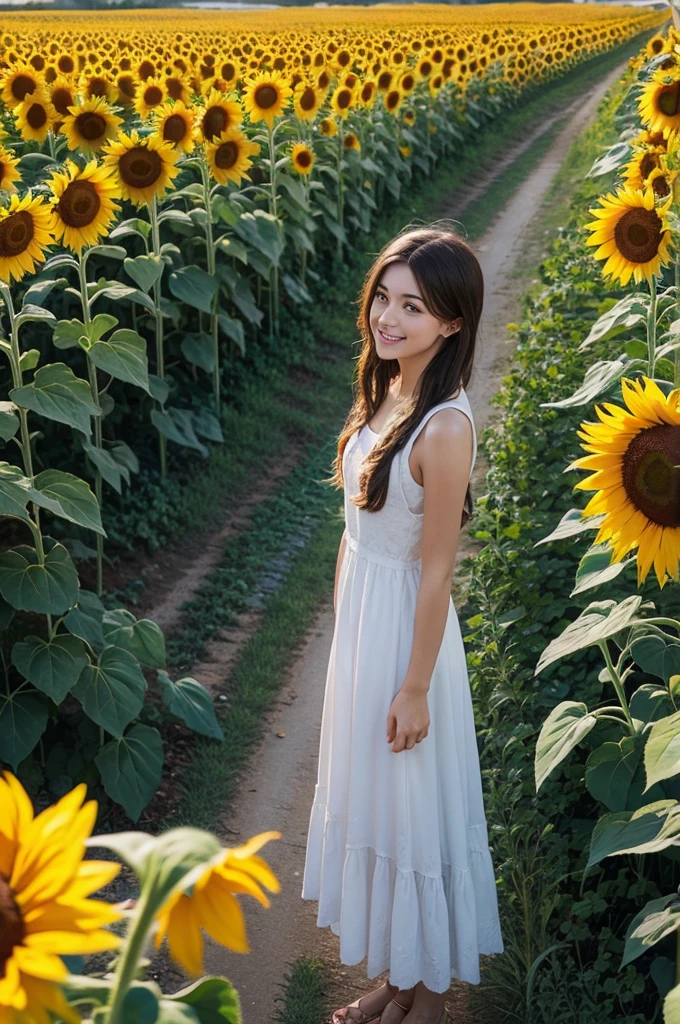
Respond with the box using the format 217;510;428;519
266;123;280;337
598;639;636;734
336;124;344;261
105;889;156;1024
647;274;658;377
148;196;167;480
78;253;105;598
200;156;220;417
674;259;680;388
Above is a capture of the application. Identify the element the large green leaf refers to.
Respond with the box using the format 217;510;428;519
0;690;49;769
0;401;19;442
89;329;150;393
10;362;100;437
11;633;89;704
622;894;680;969
124;254;164;292
71;646;147;737
83;440;131;494
191;407;223;443
157;671;224;740
535;700;597;792
586;799;679;869
0;462;32;520
631;635;680;684
578;293;648;350
91;282;156;314
181;333;215;374
630;683;675;727
103;608;166;669
95;724;163;821
587;139;633;179
30;469;105;536
0;538;79;614
644;710;680;789
217;314;245;355
63;589;106;650
585;736;642;812
541;358;643;410
168;267;218;314
151;408;208;456
534;596;645;676
571;542;633;596
232;210;284;268
166;978;241;1024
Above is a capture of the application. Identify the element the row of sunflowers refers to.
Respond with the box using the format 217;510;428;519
520;23;680;1023
0;6;662;825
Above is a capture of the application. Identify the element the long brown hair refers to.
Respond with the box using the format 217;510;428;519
328;225;483;526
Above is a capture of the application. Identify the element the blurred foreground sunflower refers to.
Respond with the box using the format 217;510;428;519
570;376;680;588
0;145;22;193
154;829;281;975
0;772;121;1024
584;182;673;286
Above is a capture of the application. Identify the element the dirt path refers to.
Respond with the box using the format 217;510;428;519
195;62;626;1024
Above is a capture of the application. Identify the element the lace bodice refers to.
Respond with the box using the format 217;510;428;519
342;390;477;568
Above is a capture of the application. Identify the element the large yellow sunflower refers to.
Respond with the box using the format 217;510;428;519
154;829;281;975
102;129;181;206
639;71;680;135
46;158;121;254
133;76;167;121
60;97;124;157
151;100;198;153
0;145;21;193
0;772;121;1024
570;376;680;589
13;88;58;144
290;141;314;175
242;70;292;129
585;182;673;287
330;83;354;120
196;88;242;142
205;127;260;185
0;192;55;284
1;63;40;109
292;80;323;121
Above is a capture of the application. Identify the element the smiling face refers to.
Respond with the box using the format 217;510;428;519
369;261;461;360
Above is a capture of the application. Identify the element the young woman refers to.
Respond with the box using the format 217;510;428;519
301;226;504;1024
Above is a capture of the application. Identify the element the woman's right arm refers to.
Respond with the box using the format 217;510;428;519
334;529;347;614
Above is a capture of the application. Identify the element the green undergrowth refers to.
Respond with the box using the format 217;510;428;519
458;63;679;1024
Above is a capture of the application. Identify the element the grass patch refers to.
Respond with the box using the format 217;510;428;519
270;959;329;1024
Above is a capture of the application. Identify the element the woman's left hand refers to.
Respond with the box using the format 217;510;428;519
386;688;430;752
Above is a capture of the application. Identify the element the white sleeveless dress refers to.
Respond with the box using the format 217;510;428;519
301;389;504;994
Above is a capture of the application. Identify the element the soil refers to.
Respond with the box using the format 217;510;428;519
109;61;627;1024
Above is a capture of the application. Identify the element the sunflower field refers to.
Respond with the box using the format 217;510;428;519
0;5;664;823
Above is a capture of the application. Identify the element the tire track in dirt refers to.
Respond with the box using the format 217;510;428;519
188;61;628;1024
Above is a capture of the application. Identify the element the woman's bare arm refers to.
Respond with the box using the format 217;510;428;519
334;529;347;614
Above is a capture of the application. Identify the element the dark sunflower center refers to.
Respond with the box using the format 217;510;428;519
295;149;312;168
52;87;73;115
119;147;162;188
337;89;351;109
76;111;107;142
658;83;680;118
614;207;662;264
0;875;24;974
215;140;238;169
622;423;680;527
0;210;33;257
166;79;183;99
299;86;316;111
640;152;661;179
26;102;47;130
12;75;35;102
387;91;399;109
163;113;188;143
58;55;75;74
89;78;108;98
203;106;228;139
254;84;278;110
58;179;101;227
144;85;163;107
652;174;671;198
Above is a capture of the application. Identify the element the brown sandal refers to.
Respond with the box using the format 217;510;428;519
331;994;386;1024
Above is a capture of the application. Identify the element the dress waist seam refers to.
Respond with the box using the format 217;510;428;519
345;533;421;571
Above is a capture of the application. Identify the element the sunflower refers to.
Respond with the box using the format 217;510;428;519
151;100;198;153
48;77;76;118
291;141;314;175
60;97;124;157
13;87;57;144
639;71;680;135
0;145;22;193
330;83;354;119
384;88;403;115
570;376;680;589
403;108;415;126
622;146;665;190
343;132;361;152
0;772;122;1024
78;70;117;105
134;76;167;120
242;70;291;129
358;79;377;109
585;182;673;287
154;829;281;975
1;63;40;109
0;191;55;284
205;126;260;185
293;80;322;121
399;144;412;158
197;88;242;141
318;116;338;137
103;128;181;206
47;158;121;254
